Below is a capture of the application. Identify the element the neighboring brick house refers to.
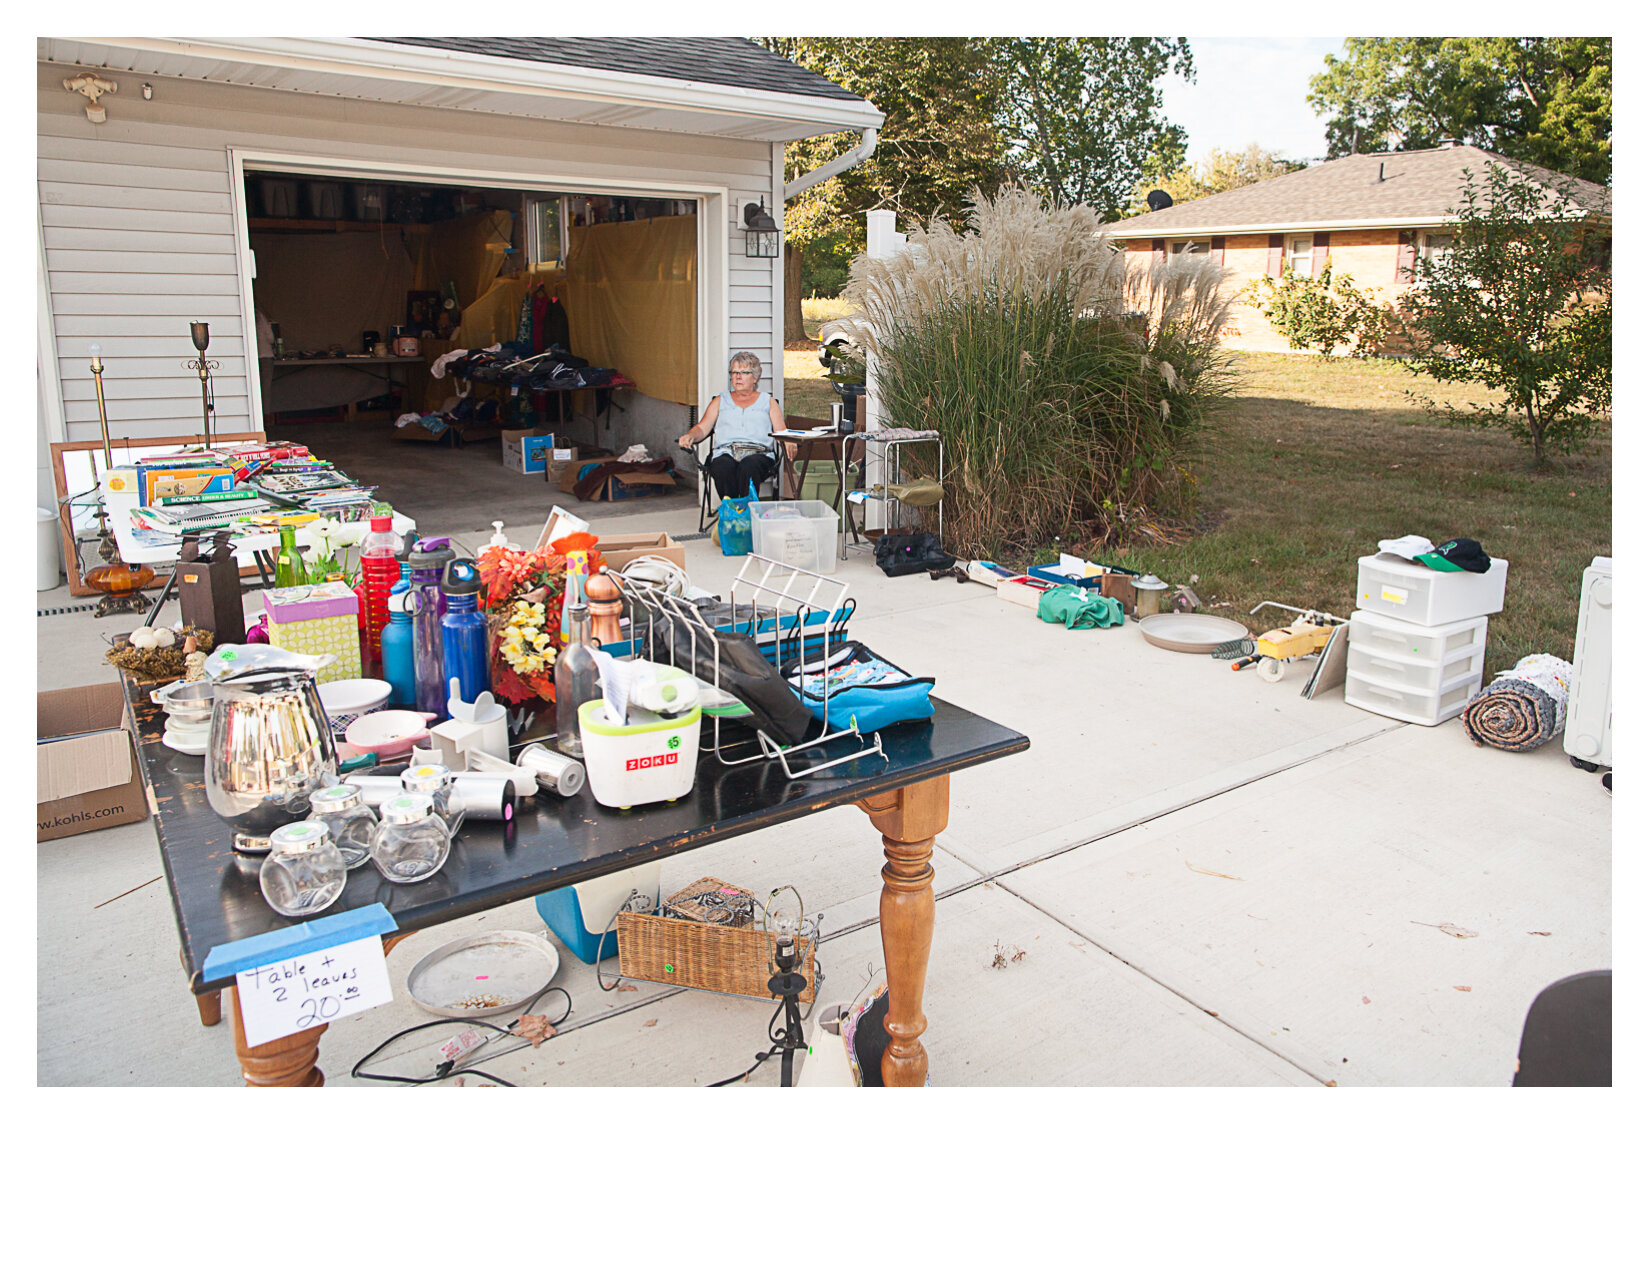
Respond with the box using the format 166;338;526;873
1109;144;1611;354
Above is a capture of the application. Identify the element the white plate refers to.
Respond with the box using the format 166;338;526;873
405;930;562;1020
1138;612;1252;654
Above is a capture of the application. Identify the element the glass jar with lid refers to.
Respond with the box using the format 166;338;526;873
259;820;348;917
308;783;379;870
400;763;464;837
371;793;451;884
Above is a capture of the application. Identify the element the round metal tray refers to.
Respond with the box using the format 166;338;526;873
405;929;561;1019
1138;612;1253;654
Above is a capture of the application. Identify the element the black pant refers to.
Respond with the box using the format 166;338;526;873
706;451;776;501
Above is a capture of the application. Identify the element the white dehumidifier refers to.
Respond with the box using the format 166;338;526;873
1564;556;1612;772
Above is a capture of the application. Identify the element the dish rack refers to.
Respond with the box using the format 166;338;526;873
616;553;886;779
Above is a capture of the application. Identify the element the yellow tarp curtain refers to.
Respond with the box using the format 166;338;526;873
563;215;697;405
410;208;515;310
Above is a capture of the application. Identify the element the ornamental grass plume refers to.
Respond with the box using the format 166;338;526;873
840;187;1236;558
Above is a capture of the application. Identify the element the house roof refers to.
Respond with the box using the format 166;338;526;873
1111;145;1612;239
367;37;865;103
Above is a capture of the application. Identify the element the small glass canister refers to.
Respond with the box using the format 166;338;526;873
401;763;464;837
371;793;452;884
259;820;348;917
308;783;379;870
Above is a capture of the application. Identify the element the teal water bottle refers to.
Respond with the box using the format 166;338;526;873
381;592;416;708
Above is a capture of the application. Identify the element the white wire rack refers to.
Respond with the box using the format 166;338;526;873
616;553;886;779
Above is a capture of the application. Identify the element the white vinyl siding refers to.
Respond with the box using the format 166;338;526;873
39;57;779;442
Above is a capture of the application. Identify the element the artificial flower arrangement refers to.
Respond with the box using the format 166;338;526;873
477;531;605;704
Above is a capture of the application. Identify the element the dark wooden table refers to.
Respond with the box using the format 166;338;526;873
123;677;1028;1086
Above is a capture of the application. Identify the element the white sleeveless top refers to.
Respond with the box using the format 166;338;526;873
711;391;774;459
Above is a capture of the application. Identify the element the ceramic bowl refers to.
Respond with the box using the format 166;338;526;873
318;678;393;734
342;709;435;760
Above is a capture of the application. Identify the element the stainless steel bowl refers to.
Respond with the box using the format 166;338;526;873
152;679;216;724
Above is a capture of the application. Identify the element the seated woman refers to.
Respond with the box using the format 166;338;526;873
678;351;786;499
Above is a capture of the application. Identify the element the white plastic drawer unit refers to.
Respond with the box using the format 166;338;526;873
1563;555;1612;768
1344;665;1483;727
1347;610;1487;691
1355;554;1507;627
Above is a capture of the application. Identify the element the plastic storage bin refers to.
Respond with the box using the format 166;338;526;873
1348;609;1487;666
751;500;838;574
305;180;346;219
1355;554;1507;627
257;177;299;219
535;861;661;964
1344;664;1483;726
578;700;702;809
1347;640;1483;693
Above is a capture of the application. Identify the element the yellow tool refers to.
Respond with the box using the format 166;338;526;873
1233;601;1347;683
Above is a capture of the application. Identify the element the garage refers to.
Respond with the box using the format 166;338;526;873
38;37;884;538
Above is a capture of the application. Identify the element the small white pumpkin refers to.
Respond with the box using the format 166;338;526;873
152;628;177;649
128;627;158;649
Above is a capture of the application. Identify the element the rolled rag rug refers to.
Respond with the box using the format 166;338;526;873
1461;653;1575;751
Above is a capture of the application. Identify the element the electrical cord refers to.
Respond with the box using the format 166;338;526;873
350;984;572;1087
615;554;690;598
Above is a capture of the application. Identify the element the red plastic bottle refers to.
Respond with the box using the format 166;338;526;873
358;515;402;667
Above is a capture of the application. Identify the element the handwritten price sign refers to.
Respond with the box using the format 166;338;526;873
235;935;393;1048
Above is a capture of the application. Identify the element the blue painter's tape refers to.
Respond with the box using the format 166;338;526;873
202;904;398;981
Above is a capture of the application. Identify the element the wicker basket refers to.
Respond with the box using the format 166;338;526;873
618;912;816;1003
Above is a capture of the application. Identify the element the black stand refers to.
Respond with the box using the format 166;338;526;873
766;942;810;1087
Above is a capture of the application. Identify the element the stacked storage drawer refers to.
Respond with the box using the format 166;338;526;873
1344;553;1507;726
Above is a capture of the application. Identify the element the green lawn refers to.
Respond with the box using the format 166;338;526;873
787;350;1611;668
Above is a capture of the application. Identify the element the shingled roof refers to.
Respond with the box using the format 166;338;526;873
367;37;865;102
1111;145;1611;237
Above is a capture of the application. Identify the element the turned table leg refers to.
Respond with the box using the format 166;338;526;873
858;775;949;1087
183;948;221;1027
229;985;327;1087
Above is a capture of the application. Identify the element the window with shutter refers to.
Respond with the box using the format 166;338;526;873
1267;234;1284;278
1310;231;1330;276
1395;230;1416;283
1151;238;1166;264
1211;236;1225;267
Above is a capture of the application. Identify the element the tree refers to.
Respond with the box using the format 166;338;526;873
992;37;1195;221
761;38;1009;340
1132;143;1304;215
1308;38;1612;184
1402;163;1611;468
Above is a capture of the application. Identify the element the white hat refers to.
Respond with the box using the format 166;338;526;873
1376;535;1436;561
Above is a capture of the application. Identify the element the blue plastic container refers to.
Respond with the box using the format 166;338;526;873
440;558;490;704
534;863;661;965
381;600;415;708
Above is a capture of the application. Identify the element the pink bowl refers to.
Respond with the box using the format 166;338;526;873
341;710;436;760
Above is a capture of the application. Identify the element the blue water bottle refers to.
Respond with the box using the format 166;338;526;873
381;592;416;708
440;558;490;705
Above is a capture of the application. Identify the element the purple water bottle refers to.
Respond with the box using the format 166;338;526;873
440;558;491;705
407;539;455;717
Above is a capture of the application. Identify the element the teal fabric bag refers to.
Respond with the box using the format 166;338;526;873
1037;584;1125;629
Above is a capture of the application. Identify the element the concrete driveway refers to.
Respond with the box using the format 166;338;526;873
36;499;1610;1086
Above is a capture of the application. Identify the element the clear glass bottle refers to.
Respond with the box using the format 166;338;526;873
400;763;464;838
554;575;599;757
307;783;379;870
259;820;347;917
371;793;451;884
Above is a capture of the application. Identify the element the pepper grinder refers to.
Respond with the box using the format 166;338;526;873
584;571;625;646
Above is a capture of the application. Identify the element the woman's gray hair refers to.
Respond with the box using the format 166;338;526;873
728;351;763;375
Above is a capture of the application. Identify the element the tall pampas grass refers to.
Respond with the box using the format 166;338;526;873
840;187;1236;558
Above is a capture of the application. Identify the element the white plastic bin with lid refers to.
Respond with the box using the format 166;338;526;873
38;508;60;591
1344;664;1483;726
1355;553;1507;627
751;500;838;574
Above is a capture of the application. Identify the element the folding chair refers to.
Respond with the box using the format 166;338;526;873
692;432;779;534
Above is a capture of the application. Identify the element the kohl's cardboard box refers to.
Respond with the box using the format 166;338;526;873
38;683;149;841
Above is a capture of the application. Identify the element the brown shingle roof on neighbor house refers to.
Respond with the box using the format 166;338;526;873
367;37;866;102
1110;145;1611;238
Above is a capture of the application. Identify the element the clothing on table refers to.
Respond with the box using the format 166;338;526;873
710;390;775;461
706;451;776;501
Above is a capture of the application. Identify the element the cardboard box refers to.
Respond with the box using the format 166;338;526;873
503;429;561;475
542;443;580;484
263;584;361;683
594;471;675;501
584;532;687;572
37;683;149;841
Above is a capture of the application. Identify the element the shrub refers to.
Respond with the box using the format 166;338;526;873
1240;263;1389;357
839;187;1236;558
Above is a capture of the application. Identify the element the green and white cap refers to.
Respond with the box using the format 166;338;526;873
310;783;363;813
269;821;331;852
382;793;434;824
